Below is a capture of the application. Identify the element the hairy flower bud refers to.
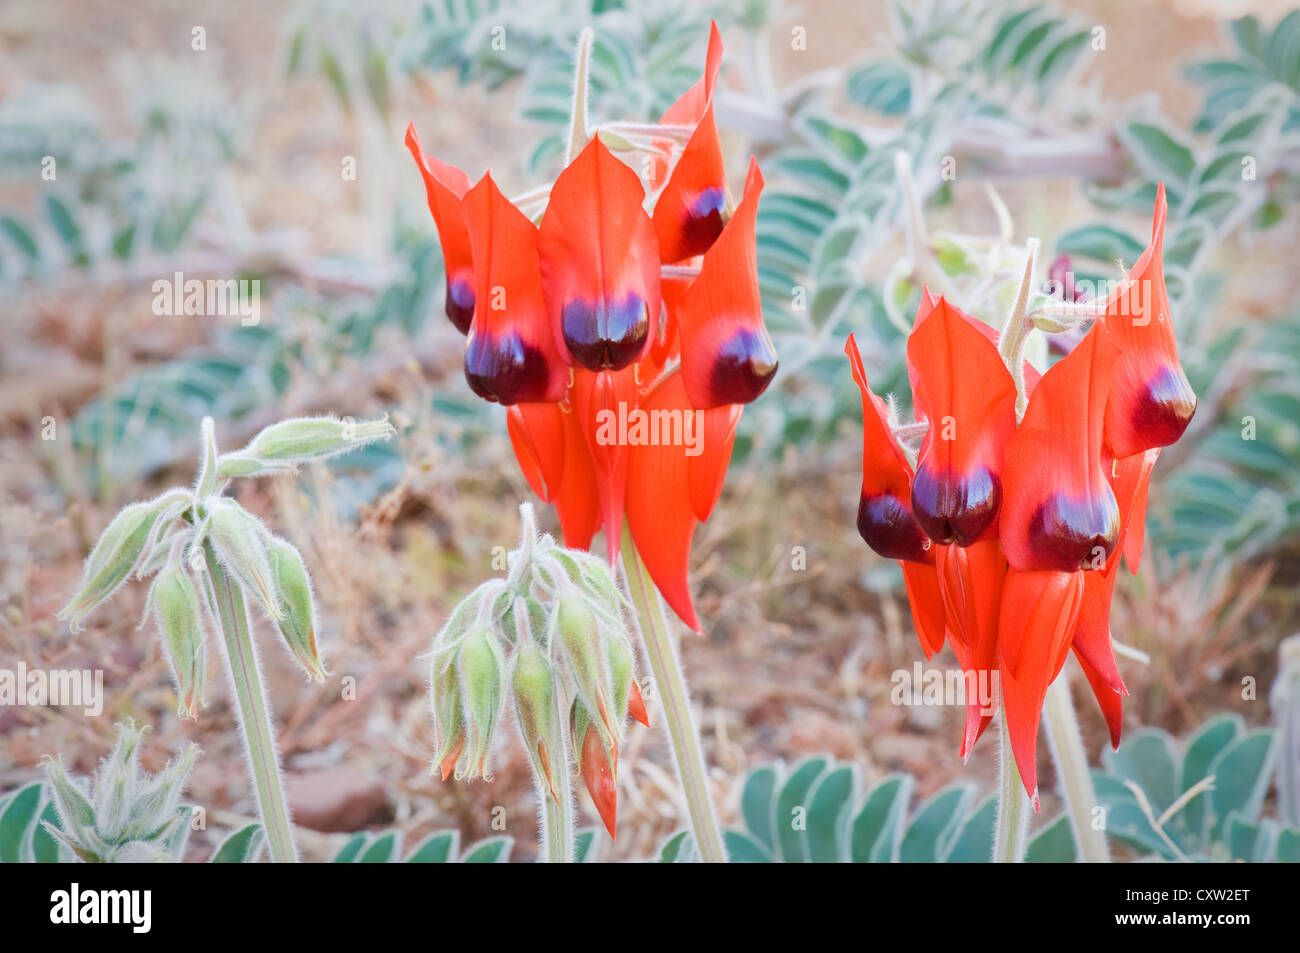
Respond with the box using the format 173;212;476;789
267;537;325;682
430;657;465;780
120;743;200;842
606;632;636;728
150;567;208;719
93;721;145;842
456;628;505;780
241;415;396;465
215;453;298;479
60;500;164;629
511;642;564;804
206;499;282;622
555;594;617;741
574;701;618;838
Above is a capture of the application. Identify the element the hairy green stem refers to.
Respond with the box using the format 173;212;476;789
620;525;726;863
540;763;575;864
203;547;298;863
993;709;1031;863
1042;675;1110;862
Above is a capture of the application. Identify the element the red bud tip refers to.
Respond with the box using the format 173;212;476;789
628;680;650;727
439;733;465;781
580;725;618;838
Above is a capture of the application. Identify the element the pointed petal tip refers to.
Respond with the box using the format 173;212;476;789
629;680;650;727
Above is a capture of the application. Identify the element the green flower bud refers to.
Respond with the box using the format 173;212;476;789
150;567;208;718
93;719;146;840
59;501;163;629
431;658;465;780
511;642;563;804
555;595;616;742
267;537;325;682
606;632;635;725
206;499;282;621
121;743;200;841
456;628;505;780
242;415;396;465
215;453;298;479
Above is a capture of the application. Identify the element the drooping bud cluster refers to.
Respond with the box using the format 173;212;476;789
60;414;395;716
847;186;1195;803
42;721;199;863
407;21;774;633
429;503;649;838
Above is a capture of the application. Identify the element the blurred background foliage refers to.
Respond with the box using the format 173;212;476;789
2;0;1299;859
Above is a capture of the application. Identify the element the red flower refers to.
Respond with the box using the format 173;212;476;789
651;22;727;264
847;189;1195;801
538;138;661;372
460;173;571;404
1100;183;1197;459
405;124;475;333
407;21;775;635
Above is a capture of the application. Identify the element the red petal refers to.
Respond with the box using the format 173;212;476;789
652;24;726;262
404;123;476;334
847;334;934;564
659;21;723;128
909;288;1042;395
460;173;569;404
506;402;566;500
1074;647;1124;750
580;723;618;838
901;560;947;658
674;158;777;410
571;366;640;563
907;297;1018;545
688;401;743;522
1101;184;1196;457
997;569;1085;802
936;539;1005;757
538;138;661;372
1000;325;1121;572
625;370;738;631
551;405;602;551
1115;448;1160;574
1069;562;1127;697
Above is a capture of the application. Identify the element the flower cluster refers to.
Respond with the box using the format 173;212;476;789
59;415;395;716
429;504;648;839
848;185;1196;803
406;23;777;629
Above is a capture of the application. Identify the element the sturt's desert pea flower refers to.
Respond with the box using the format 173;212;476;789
406;22;777;631
1099;183;1197;460
846;187;1196;803
650;21;727;264
406;123;476;333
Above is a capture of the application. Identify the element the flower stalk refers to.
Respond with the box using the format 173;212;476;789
620;524;726;863
993;711;1031;863
202;548;298;863
1042;674;1110;862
